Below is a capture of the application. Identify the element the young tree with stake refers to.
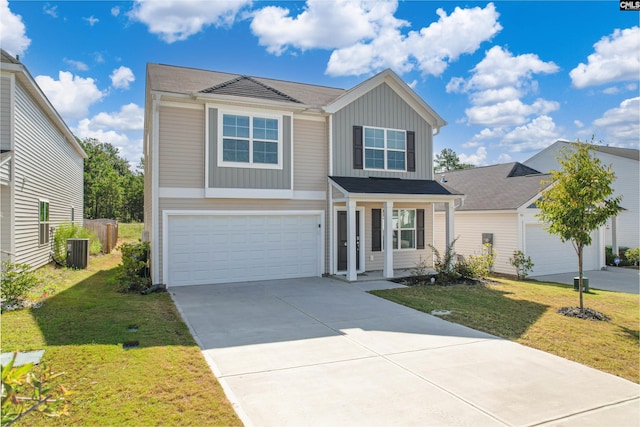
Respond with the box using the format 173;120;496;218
536;139;621;311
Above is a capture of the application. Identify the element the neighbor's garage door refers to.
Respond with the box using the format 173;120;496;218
525;224;598;276
167;213;322;286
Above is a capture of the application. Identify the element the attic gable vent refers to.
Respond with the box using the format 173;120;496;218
200;75;302;104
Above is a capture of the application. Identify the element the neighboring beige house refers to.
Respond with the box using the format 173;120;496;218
524;141;639;254
0;50;86;269
144;63;462;287
434;162;606;276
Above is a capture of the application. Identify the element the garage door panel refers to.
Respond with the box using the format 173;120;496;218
525;224;598;276
167;213;321;286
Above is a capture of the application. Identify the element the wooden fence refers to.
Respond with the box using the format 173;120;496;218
84;219;119;254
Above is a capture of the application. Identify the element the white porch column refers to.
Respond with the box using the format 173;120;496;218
383;201;394;278
611;215;618;256
346;199;358;281
445;201;455;251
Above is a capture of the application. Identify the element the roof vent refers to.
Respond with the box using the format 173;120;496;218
440;176;447;183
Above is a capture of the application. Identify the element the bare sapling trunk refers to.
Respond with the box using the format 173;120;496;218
578;245;584;311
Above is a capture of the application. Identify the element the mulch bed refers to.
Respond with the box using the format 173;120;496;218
557;306;611;321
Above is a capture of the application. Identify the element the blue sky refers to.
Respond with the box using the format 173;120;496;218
2;0;638;167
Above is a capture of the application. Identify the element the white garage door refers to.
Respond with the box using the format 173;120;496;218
166;213;322;286
525;224;598;276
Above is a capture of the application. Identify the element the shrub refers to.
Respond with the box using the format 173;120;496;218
428;238;460;283
116;241;151;293
509;250;534;279
1;262;39;307
468;243;496;279
53;224;102;263
625;247;639;266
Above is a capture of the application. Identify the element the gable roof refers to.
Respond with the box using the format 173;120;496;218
0;49;86;159
526;140;639;164
147;63;345;108
435;162;551;211
324;69;447;129
200;75;303;104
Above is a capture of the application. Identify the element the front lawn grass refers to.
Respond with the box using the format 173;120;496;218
371;278;639;384
1;246;242;426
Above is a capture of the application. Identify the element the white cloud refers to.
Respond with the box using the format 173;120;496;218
251;0;391;55
73;103;145;165
324;2;501;77
110;66;135;89
0;0;31;57
593;97;640;148
128;0;250;43
570;26;640;88
64;58;89;71
35;71;104;120
459;146;487;166
496;153;512;163
84;16;99;26
43;4;58;18
574;120;584;128
111;6;120;17
499;115;561;153
450;46;559;127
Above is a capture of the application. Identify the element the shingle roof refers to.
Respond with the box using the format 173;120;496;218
435;162;551;211
330;176;460;196
147;63;345;107
1;49;20;64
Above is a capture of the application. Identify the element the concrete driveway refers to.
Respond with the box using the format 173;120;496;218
531;267;640;294
171;278;639;427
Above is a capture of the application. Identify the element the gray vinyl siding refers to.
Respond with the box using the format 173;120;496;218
156;198;328;284
158;106;205;188
1;185;12;261
1;76;11;151
293;118;328;191
13;80;84;268
332;83;433;179
207;108;292;190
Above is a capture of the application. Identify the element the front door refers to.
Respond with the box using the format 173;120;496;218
337;210;360;271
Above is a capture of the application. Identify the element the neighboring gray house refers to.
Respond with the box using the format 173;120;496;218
524;141;639;254
434;163;606;276
144;63;462;287
1;50;86;268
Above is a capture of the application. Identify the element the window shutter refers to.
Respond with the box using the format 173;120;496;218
416;208;425;249
353;125;363;169
371;208;382;252
407;131;416;172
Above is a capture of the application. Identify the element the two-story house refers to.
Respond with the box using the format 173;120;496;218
1;49;86;269
144;63;462;287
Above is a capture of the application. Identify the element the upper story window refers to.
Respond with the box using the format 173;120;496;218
218;111;282;169
364;127;406;171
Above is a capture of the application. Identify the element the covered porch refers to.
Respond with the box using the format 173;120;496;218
329;176;463;282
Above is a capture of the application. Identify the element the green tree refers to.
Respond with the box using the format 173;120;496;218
536;138;621;310
434;148;474;172
80;138;143;221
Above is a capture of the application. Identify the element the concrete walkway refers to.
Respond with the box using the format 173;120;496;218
531;267;640;294
171;278;639;427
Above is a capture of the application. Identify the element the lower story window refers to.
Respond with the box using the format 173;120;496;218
39;200;49;245
392;209;415;250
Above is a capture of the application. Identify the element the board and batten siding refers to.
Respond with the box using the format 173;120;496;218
293;118;328;192
434;211;519;275
158;105;205;188
13;80;84;268
207;108;292;190
156;198;327;284
332;83;433;180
